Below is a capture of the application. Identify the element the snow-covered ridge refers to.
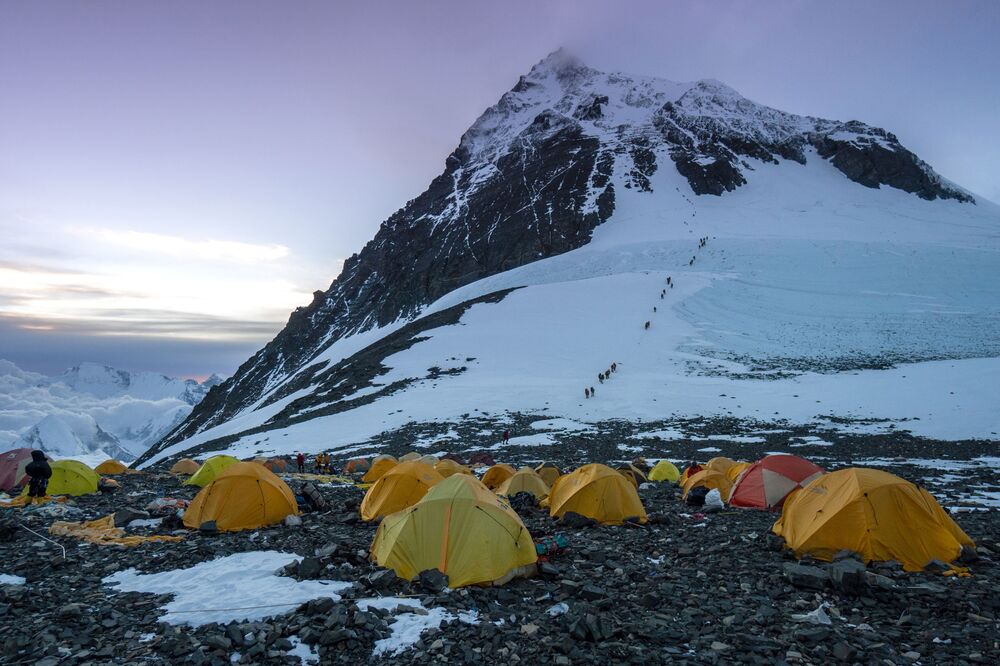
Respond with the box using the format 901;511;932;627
0;360;220;461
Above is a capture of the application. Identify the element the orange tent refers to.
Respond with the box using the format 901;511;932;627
344;458;371;474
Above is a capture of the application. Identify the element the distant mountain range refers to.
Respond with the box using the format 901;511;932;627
0;360;221;461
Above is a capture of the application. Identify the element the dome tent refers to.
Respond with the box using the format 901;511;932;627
169;458;200;475
648;460;680;483
547;464;647;525
184;455;239;487
773;467;975;571
183;462;298;532
0;448;35;491
497;467;549;499
370;475;537;588
363;456;397;483
435;458;472;478
681;469;733;502
535;462;562;487
95;459;129;475
481;463;516;490
344;458;371;474
728;454;824;510
360;461;444;521
22;459;99;497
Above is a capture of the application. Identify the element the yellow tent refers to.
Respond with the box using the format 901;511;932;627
706;457;737;475
481;463;516;490
617;465;646;488
417;455;439;467
363;456;397;483
184;455;240;487
360;461;444;521
372;454;397;465
435;459;472;478
95;459;130;475
399;452;421;462
169;458;200;475
548;463;647;525
497;467;549;499
183;462;298;532
23;459;98;497
773;467;975;571
648;460;680;483
681;469;733;501
535;462;561;488
725;461;751;484
370;474;537;588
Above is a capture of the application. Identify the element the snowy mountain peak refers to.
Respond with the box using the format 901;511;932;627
139;55;994;466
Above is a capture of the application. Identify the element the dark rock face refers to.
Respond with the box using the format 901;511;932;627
814;125;973;202
145;114;614;455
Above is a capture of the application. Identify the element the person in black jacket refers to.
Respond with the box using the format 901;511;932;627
25;450;52;503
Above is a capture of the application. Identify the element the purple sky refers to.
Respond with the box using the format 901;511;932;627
2;0;998;379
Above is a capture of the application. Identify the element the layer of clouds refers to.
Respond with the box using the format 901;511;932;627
0;359;199;456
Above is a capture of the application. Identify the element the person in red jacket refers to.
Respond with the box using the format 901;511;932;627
296;452;305;473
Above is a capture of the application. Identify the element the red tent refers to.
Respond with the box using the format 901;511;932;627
728;454;824;511
0;448;35;492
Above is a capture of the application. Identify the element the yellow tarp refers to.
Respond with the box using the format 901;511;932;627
183;455;239;487
548;463;647;525
0;495;67;508
183;462;299;532
648;460;680;483
371;475;537;588
773;467;975;572
285;472;354;484
49;515;184;547
706;457;737;475
360;461;444;521
497;467;549;499
21;460;99;497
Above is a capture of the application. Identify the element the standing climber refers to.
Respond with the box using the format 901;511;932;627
611;362;617;372
503;429;510;444
653;306;657;313
296;452;305;473
598;373;604;384
25;450;51;505
590;386;596;397
644;321;651;330
585;388;590;399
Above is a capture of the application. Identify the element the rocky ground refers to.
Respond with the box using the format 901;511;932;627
2;433;999;665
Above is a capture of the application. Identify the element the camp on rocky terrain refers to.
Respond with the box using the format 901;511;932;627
2;445;999;665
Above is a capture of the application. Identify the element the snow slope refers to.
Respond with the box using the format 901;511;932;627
0;360;219;461
141;142;1000;465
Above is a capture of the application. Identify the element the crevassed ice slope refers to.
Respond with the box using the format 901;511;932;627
143;146;1000;466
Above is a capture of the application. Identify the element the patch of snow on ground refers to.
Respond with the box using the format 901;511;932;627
356;597;478;656
103;551;351;626
631;428;686;440
0;573;26;585
127;518;163;529
286;636;319;664
530;418;593;432
697;446;721;453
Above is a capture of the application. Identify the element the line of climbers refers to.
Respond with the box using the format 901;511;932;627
585;362;617;398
